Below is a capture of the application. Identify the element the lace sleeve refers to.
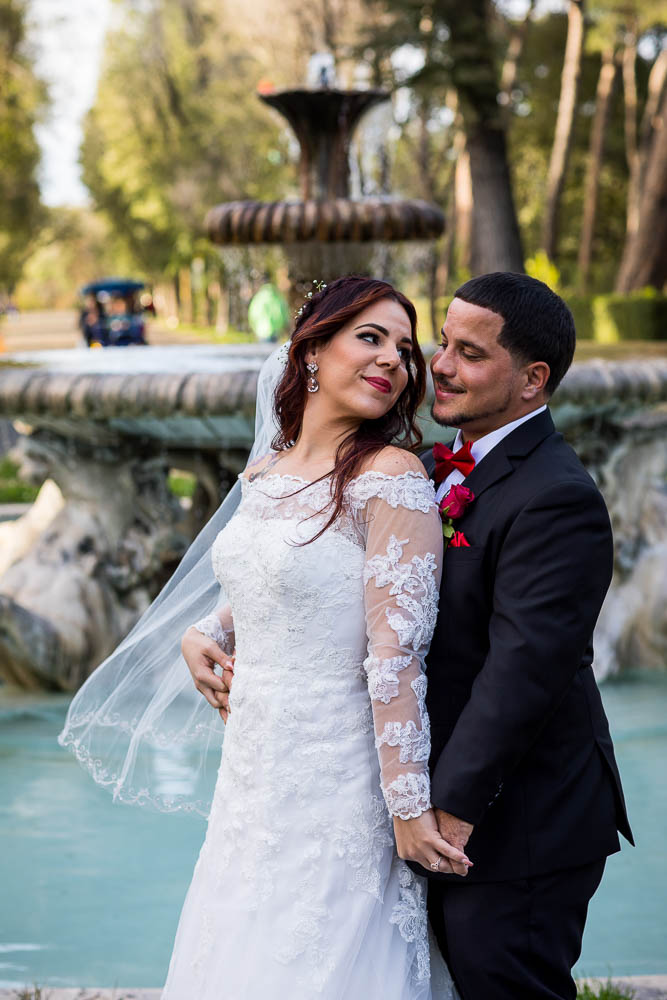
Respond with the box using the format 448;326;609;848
357;467;443;820
192;604;235;656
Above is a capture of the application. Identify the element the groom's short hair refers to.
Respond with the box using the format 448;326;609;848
454;272;576;396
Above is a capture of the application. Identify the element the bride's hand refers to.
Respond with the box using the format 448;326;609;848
393;808;472;877
181;627;235;720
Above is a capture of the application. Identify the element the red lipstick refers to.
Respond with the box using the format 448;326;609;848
364;377;392;394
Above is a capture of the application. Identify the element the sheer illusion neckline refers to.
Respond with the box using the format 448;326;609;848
240;469;431;489
242;471;317;487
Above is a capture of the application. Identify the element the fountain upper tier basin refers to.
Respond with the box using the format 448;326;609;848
0;347;666;449
205;87;445;247
206;197;446;245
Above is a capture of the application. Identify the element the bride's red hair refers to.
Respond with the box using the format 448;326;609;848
272;275;427;539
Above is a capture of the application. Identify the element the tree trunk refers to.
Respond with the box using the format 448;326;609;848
622;32;641;236
541;0;586;261
615;86;667;292
623;47;667;241
468;125;524;272
577;48;618;289
454;141;473;275
173;272;181;313
436;0;524;273
499;0;536;121
639;48;667;152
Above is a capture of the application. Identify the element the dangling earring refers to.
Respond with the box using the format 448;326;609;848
306;361;319;393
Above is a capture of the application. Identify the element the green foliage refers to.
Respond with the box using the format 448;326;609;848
569;289;667;341
80;0;290;281
0;0;47;293
174;322;255;344
15;206;132;309
0;456;39;503
577;978;636;999
526;251;561;291
168;469;196;499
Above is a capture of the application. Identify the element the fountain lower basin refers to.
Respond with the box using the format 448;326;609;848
0;348;665;689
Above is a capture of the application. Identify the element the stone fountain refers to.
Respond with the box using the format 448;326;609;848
0;346;665;691
0;68;664;691
205;78;445;301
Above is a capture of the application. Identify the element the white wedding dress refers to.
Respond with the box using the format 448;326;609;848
161;463;456;999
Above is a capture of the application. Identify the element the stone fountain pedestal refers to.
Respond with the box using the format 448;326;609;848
0;346;268;690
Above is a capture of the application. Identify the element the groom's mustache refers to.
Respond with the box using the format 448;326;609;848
433;378;466;394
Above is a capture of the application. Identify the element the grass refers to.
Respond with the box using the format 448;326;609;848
165;321;256;344
168;469;196;499
0;462;195;506
577;979;636;999
573;340;667;361
0;456;40;504
7;980;640;1000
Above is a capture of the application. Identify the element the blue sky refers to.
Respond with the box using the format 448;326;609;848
28;0;111;206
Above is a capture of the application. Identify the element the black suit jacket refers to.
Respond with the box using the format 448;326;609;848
421;409;633;884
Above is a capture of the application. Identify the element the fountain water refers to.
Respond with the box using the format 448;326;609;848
205;78;444;302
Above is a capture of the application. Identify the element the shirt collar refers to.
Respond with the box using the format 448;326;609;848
452;405;548;466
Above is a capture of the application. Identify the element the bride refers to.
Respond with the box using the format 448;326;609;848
61;275;468;998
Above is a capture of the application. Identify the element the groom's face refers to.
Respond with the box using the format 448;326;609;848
431;297;525;439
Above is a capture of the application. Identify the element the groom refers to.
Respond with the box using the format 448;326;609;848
421;272;632;1000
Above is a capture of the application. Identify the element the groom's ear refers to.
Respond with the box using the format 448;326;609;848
521;361;550;401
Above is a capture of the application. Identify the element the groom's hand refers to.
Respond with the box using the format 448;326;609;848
181;627;235;721
393;809;472;877
435;808;474;854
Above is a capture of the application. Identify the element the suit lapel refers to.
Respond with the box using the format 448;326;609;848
434;409;557;503
462;445;514;501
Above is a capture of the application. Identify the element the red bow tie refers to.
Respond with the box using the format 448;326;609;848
433;440;476;484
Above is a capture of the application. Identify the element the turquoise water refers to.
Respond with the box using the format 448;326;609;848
0;672;665;989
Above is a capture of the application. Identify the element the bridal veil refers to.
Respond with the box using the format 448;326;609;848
58;342;290;815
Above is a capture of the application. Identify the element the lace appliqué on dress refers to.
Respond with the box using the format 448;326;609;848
364;536;439;652
390;863;431;984
192;613;234;654
331;795;395;901
364;653;412;704
363;530;439;819
383;772;431;819
348;470;437;515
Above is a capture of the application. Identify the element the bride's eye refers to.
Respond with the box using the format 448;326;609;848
357;331;379;345
398;347;412;364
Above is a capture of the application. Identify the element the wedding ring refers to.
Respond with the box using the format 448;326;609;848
430;858;441;872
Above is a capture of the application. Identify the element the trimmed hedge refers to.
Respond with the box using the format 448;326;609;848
435;289;666;343
568;290;667;342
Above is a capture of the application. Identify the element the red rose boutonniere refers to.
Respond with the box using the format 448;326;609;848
438;484;474;549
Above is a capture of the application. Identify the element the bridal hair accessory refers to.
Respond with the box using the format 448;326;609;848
306;361;320;393
295;279;328;318
57;340;291;817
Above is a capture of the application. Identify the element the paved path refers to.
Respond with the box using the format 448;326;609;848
0;311;202;353
2;980;667;999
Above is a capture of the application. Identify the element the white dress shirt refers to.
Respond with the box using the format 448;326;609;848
434;406;548;504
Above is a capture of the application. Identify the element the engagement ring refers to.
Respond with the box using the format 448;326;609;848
430;858;441;872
